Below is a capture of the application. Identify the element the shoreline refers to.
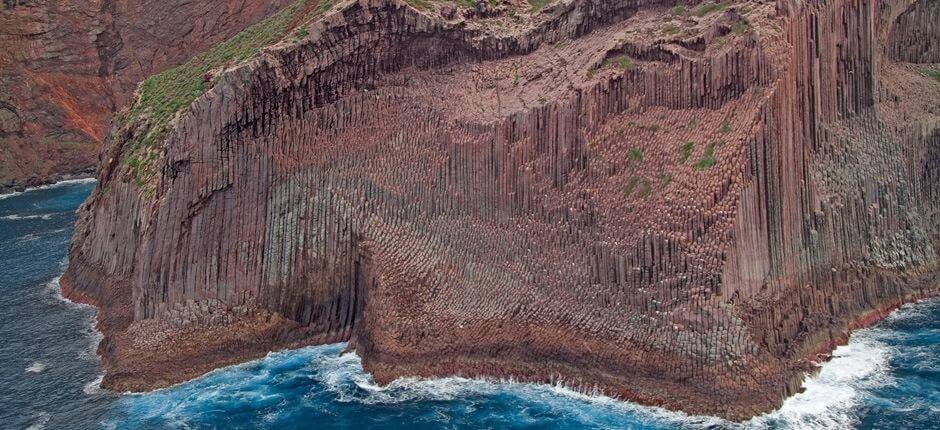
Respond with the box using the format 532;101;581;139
62;259;938;422
60;275;939;424
0;170;97;198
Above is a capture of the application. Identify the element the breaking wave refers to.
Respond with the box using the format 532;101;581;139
0;213;60;220
108;298;938;429
0;177;96;200
25;361;48;373
45;273;103;363
748;329;893;429
24;412;51;430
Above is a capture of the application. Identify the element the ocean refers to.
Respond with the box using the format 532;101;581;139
0;180;936;429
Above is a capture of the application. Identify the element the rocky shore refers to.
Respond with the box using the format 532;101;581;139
61;0;938;420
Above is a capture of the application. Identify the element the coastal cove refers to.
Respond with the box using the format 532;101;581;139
1;181;937;429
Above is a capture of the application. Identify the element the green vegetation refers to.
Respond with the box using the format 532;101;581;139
924;68;940;83
679;141;694;163
528;0;553;12
694;142;718;170
617;55;634;70
512;71;520;87
624;176;652;198
731;20;749;35
405;0;433;10
671;5;688;16
120;0;332;188
664;23;680;35
719;121;731;134
692;1;726;17
603;55;634;71
628;148;644;162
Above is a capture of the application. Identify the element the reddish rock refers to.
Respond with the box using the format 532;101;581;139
0;0;293;191
62;0;938;421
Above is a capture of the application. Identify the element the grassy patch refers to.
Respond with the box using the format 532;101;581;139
671;5;688;16
679;141;695;164
692;1;726;17
119;0;331;188
604;55;634;71
719;121;731;134
731;21;749;35
617;56;634;70
529;0;553;12
624;176;652;198
694;142;718;170
923;68;940;83
628;148;644;162
664;23;680;35
405;0;433;10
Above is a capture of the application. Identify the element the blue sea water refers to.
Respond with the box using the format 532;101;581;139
0;180;937;429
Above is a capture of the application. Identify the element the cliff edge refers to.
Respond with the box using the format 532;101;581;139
62;0;938;420
0;0;293;191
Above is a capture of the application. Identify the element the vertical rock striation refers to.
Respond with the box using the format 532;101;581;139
62;0;937;420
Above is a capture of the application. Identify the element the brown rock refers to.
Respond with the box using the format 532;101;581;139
62;0;939;422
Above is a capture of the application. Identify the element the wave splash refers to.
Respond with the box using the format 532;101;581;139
25;361;48;373
108;299;935;429
0;177;97;200
748;329;893;429
0;213;61;221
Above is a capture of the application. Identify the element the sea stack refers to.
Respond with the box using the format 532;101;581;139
58;0;937;420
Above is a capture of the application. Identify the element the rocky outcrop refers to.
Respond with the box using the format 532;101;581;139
0;0;293;192
63;0;938;420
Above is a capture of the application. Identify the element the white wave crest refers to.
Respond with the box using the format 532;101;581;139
0;177;96;200
44;272;104;362
25;412;51;430
746;330;894;430
84;373;105;395
25;361;47;373
0;213;58;220
312;349;721;428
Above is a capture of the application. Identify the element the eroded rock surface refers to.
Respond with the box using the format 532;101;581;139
0;0;293;191
62;0;938;420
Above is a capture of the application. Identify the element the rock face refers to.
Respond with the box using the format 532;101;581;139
63;0;938;420
0;0;293;191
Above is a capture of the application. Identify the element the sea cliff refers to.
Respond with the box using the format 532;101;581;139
62;0;938;420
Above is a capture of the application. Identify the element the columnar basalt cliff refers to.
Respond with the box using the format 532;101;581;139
62;0;937;420
0;0;293;191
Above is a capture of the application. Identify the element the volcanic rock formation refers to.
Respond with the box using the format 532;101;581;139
0;0;293;191
62;0;938;420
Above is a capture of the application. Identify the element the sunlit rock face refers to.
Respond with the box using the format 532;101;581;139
62;0;938;420
0;0;293;190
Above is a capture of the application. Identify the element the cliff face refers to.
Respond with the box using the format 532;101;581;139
62;0;938;420
0;0;293;191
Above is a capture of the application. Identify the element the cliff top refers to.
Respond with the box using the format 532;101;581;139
115;0;776;191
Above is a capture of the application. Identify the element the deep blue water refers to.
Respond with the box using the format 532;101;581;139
0;181;937;429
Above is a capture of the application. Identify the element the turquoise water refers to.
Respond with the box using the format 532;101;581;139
1;181;937;429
